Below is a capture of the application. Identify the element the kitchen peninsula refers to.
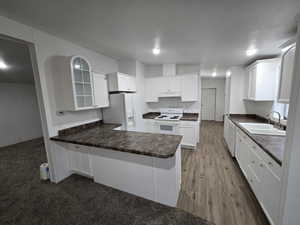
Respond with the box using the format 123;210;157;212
50;120;182;207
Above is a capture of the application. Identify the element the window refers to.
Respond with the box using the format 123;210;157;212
272;102;289;119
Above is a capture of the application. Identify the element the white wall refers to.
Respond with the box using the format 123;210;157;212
135;61;147;122
0;15;118;136
201;78;226;121
227;67;247;114
144;64;201;77
244;101;274;118
177;64;201;75
144;64;163;77
0;15;119;182
0;83;43;147
33;30;118;135
224;76;231;114
281;19;300;225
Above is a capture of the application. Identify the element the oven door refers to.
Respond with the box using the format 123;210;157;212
154;121;180;135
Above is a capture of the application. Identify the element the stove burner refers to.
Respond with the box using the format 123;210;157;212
170;116;179;119
158;115;167;119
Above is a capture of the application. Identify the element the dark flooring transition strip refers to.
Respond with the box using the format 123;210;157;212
0;138;213;225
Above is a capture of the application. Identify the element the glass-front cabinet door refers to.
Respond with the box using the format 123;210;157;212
71;56;93;109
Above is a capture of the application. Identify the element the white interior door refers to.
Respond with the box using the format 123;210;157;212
201;88;216;121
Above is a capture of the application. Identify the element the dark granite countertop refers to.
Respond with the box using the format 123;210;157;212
51;121;182;158
143;112;160;119
181;113;199;121
143;112;199;121
228;114;285;165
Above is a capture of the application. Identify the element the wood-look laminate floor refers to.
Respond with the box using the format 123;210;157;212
177;121;270;225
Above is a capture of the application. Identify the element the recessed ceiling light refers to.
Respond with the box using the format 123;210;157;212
226;70;231;77
0;60;8;70
212;72;217;77
246;47;258;56
152;48;160;55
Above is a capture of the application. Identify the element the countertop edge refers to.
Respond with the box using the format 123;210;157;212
228;116;282;165
50;135;182;159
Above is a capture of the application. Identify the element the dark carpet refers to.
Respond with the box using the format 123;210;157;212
0;138;213;225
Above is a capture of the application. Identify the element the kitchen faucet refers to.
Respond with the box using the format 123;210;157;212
267;111;281;128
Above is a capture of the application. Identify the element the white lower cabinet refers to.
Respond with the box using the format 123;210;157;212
142;119;156;133
67;144;93;177
179;120;199;149
224;116;236;157
62;142;181;207
235;131;249;176
261;164;281;225
235;128;281;225
142;119;199;149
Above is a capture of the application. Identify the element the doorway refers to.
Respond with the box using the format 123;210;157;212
201;88;216;121
0;36;44;147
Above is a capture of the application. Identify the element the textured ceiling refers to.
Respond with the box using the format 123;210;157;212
0;0;299;70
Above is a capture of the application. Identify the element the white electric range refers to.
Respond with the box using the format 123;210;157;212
153;108;183;134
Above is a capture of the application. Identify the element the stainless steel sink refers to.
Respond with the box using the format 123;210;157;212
239;123;286;136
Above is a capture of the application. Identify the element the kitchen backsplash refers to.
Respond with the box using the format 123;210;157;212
146;97;200;113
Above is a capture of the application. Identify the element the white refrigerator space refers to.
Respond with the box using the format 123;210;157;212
102;93;136;128
102;94;126;124
124;93;136;127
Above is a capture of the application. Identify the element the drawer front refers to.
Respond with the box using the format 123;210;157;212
237;128;282;179
247;145;264;183
247;165;263;202
249;142;282;179
236;132;250;177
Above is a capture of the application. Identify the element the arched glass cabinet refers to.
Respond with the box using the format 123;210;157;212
71;56;93;109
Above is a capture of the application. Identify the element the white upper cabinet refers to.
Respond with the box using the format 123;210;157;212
245;58;280;101
181;74;199;102
107;72;136;92
144;74;199;102
145;77;161;102
72;56;94;109
278;46;296;103
163;64;176;76
93;73;109;108
54;56;110;111
159;76;181;97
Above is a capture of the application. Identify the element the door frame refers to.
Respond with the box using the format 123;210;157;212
201;87;217;121
0;33;54;181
